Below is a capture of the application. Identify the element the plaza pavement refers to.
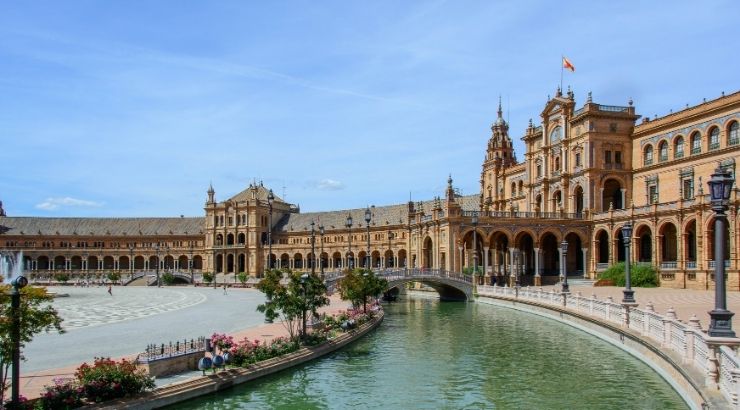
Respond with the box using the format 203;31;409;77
18;286;351;400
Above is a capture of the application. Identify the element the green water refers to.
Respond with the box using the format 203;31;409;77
172;297;688;409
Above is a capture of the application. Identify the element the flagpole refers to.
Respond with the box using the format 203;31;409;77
560;55;564;93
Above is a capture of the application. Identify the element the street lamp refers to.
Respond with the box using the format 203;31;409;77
472;212;479;282
708;166;735;337
267;189;274;275
346;213;353;270
621;222;636;304
155;243;161;287
365;207;372;270
300;272;309;341
560;240;569;293
319;224;325;278
310;221;316;275
362;272;369;313
9;275;28;407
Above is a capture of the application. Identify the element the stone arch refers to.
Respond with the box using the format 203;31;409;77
683;219;697;265
237;233;246;244
193;255;203;270
163;255;174;270
215;254;223;273
595;229;609;264
371;250;381;268
87;256;98;270
514;231;536;279
673;135;685;158
422;236;434;269
280;253;290;269
331;251;342;269
119;256;130;270
634;224;653;263
103;256;115;270
659;221;678;263
178;255;189;270
573;185;584;214
384;249;394;268
602;178;624;211
398;249;408;268
539;232;559;276
564;232;584;275
238;253;246;273
37;255;50;270
54;255;66;270
134;255;145;270
293;253;303;270
226;234;235;246
215;234;223;246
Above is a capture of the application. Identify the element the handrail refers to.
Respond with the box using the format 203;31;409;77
477;285;740;408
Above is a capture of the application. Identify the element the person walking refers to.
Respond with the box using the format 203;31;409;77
223;283;227;295
107;285;112;296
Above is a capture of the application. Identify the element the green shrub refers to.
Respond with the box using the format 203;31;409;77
54;273;70;283
202;272;213;284
37;378;84;409
161;272;175;285
598;262;659;287
238;272;248;284
462;266;484;275
106;272;120;283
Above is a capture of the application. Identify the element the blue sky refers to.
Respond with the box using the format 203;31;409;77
1;1;738;217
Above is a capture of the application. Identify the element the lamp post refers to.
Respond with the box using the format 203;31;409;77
319;224;325;279
362;272;369;313
155;243;161;287
708;167;735;337
621;222;636;304
560;240;569;293
472;212;479;282
310;221;316;276
365;207;372;270
300;273;309;341
346;214;353;270
267;189;274;274
128;244;135;282
9;275;28;407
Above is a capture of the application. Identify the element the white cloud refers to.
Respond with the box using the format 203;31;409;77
316;179;344;191
35;197;104;211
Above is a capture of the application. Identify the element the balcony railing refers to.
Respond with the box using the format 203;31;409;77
596;104;630;113
709;143;720;150
596;263;609;271
660;261;678;270
730;137;739;146
708;260;731;269
686;261;697;269
691;147;701;155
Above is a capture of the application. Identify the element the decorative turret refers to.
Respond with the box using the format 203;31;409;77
0;200;5;217
207;184;215;205
486;97;516;168
445;174;456;200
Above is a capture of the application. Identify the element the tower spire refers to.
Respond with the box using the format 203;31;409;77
497;95;503;120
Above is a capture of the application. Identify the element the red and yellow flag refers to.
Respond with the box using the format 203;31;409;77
562;56;575;72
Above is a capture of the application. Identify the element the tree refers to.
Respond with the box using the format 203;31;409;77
0;284;64;404
237;272;248;285
337;269;388;312
202;272;213;284
106;271;121;284
256;269;329;341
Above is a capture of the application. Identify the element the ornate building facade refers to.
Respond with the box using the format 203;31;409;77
1;88;738;289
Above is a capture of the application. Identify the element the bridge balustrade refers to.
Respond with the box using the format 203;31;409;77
477;285;740;408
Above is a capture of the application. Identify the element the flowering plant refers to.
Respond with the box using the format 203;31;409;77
75;357;154;402
211;333;235;351
37;378;84;409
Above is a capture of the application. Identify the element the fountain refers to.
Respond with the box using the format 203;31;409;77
0;250;24;284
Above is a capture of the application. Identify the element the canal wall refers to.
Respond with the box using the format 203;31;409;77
86;311;384;410
475;291;726;410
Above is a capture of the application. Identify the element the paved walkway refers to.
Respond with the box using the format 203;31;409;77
539;284;740;330
18;286;351;399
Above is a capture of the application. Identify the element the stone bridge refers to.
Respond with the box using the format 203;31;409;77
325;269;474;301
122;271;194;286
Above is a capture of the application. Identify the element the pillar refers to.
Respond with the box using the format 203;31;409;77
620;188;626;209
581;248;589;279
483;246;490;276
534;248;541;286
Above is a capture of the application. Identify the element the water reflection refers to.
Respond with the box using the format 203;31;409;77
171;297;687;409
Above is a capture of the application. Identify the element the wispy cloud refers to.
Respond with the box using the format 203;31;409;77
35;197;103;211
316;179;344;191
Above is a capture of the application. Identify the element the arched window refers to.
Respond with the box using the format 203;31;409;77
550;126;562;144
690;131;701;154
518;181;524;196
709;127;720;150
643;145;654;166
674;136;684;158
729;121;739;146
511;182;516;196
658;141;668;162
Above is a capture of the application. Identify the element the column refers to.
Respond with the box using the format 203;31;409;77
534;248;541;286
620;188;627;209
582;248;589;279
483;246;490;275
458;246;464;271
599;188;604;211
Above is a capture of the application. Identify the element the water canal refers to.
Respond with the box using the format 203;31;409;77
173;296;687;409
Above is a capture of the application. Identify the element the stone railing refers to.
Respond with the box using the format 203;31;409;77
477;285;740;407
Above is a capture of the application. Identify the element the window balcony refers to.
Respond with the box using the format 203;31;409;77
691;147;701;155
674;151;684;159
660;261;677;270
729;137;739;146
686;261;696;269
709;142;720;150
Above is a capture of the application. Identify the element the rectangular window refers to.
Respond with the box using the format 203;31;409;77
536;164;542;178
682;179;694;200
615;151;622;164
649;185;658;204
575;152;581;167
604;150;612;164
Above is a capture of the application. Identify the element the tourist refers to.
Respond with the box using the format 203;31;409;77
107;285;112;296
